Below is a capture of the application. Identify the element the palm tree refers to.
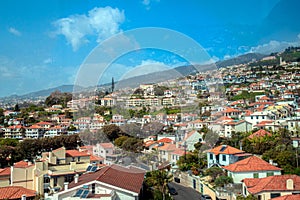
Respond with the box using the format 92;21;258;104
145;170;173;200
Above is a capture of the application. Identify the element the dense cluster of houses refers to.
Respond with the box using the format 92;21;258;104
1;56;300;199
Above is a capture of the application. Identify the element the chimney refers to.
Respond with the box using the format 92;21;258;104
286;179;294;190
64;182;69;191
21;195;26;200
74;174;79;184
269;160;273;165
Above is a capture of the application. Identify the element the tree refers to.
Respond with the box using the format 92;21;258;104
121;137;143;153
214;176;233;187
111;77;115;92
14;104;20;112
102;124;121;141
145;170;173;200
114;136;129;147
205;167;224;181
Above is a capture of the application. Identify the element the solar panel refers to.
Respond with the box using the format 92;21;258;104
86;165;92;171
91;166;97;172
220;145;227;152
81;190;89;198
74;189;83;197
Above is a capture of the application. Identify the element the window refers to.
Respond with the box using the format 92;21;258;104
106;150;108;153
253;173;259;178
78;157;81;162
53;177;58;187
262;116;265;119
209;153;213;160
222;155;226;161
92;183;95;194
267;172;274;177
251;116;253;119
256;116;259;119
270;193;280;198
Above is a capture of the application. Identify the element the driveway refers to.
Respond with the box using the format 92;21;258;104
169;182;202;200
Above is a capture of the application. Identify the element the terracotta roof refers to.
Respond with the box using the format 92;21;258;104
272;194;300;200
248;129;272;139
223;107;240;113
99;143;114;149
223;156;281;172
0;186;36;199
259;96;270;100
144;140;157;147
36;121;52;125
0;167;10;176
243;175;300;194
157;138;173;143
14;161;34;168
6;125;23;129
171;149;186;156
90;155;104;161
68;164;145;194
158;143;177;151
209;145;244;155
66;150;90;157
254;120;275;127
216;116;233;122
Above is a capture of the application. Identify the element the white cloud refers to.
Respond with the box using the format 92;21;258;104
53;6;125;51
43;58;53;64
250;38;300;54
8;27;21;36
142;0;160;10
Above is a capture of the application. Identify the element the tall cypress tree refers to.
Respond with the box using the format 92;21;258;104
112;77;115;92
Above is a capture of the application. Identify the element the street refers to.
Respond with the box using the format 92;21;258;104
169;182;202;200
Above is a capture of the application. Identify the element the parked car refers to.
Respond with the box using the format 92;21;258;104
174;177;180;183
201;194;212;200
167;184;178;195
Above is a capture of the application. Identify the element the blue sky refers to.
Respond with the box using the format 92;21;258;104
1;0;300;97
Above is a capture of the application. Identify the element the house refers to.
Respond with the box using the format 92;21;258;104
182;130;203;151
32;147;91;195
245;111;274;129
25;125;44;138
248;129;272;139
4;125;25;139
52;164;145;200
223;107;240;118
223;156;282;183
0;167;10;187
223;120;252;138
207;145;250;168
93;143;119;165
0;186;37;200
242;175;300;199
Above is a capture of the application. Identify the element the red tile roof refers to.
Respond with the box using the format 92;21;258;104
90;155;104;162
223;156;281;172
99;143;114;149
157;138;173;143
14;161;34;168
0;186;36;199
68;164;145;194
248;129;272;139
243;175;300;194
223;107;240;113
0;167;10;176
272;194;300;200
209;145;244;155
66;150;90;157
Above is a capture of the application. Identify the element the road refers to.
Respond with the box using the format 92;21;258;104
169;182;202;200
